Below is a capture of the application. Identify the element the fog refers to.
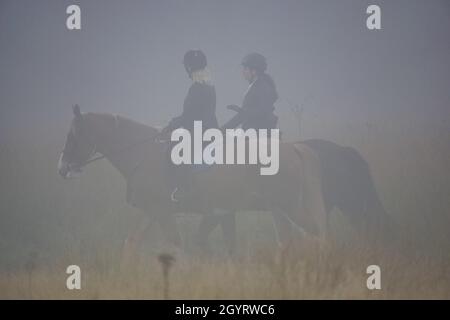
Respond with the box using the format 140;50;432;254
0;0;449;298
1;0;449;140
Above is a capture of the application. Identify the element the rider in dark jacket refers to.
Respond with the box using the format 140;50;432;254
160;50;218;202
223;53;278;131
161;50;218;136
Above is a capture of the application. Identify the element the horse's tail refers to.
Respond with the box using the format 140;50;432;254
297;139;396;242
331;145;396;242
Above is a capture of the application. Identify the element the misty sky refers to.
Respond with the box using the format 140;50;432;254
0;0;449;142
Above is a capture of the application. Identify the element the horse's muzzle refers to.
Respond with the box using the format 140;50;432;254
58;153;68;178
58;153;81;179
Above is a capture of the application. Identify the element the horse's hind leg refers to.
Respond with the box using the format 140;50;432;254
195;214;220;253
219;211;236;255
121;214;152;270
272;208;307;248
343;199;394;246
296;144;328;241
272;209;292;248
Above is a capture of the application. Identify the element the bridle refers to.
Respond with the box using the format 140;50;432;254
77;146;104;168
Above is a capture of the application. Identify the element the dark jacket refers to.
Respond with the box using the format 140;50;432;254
163;82;218;134
224;73;278;130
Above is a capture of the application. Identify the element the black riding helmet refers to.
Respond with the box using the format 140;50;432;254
183;49;207;75
241;53;267;73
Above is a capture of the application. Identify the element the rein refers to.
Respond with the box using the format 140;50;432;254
81;152;106;167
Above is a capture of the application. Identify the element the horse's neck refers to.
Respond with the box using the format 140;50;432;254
104;143;143;180
88;113;159;180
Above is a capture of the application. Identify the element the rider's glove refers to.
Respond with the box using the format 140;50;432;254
226;104;242;113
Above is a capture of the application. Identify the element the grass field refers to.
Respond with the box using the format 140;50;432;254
1;238;449;299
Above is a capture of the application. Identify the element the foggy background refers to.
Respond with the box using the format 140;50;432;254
0;0;449;275
1;0;449;139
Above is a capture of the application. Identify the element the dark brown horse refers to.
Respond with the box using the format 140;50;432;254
59;105;328;262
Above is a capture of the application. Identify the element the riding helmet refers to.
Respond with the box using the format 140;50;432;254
183;50;207;75
241;53;267;73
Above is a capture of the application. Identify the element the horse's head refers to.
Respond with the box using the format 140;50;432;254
58;105;96;179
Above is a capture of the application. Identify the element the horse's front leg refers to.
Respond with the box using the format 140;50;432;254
121;214;151;270
156;211;182;250
195;210;236;255
272;209;296;249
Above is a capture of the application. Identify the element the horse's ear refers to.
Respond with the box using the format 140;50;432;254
72;104;82;119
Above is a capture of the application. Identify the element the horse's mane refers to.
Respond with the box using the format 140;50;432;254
85;112;159;136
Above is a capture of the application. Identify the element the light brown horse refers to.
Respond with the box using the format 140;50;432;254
58;105;327;262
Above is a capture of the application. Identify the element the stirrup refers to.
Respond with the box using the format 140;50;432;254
170;187;180;203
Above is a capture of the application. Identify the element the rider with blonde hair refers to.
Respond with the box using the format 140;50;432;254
160;50;218;202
